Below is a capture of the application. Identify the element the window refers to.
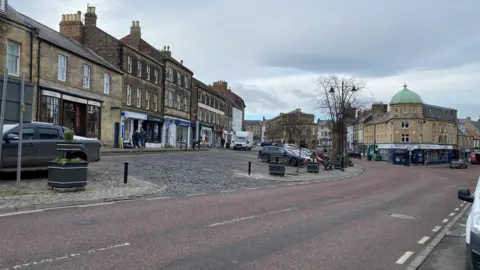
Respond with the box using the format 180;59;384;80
183;96;188;111
137;61;142;76
57;55;67;81
401;134;409;142
395;108;398;114
145;92;150;110
176;94;181;110
444;124;447;133
168;91;173;107
184;76;188;89
39;128;60;140
433;123;436;132
413;107;416;113
146;65;150;80
168;67;173;81
82;64;91;88
6;41;20;76
177;72;181;85
10;128;35;140
126;85;132;105
418;120;423;130
40;95;60;124
154;69;158;84
153;94;158;111
136;88;141;108
403;107;407;113
401;121;409;129
302;128;306;135
127;56;132;73
103;73;110;94
419;134;423;143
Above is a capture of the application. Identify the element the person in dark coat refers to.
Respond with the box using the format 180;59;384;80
139;128;146;150
132;130;139;149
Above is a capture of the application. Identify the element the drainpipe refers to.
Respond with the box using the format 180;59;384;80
29;27;37;82
35;39;42;120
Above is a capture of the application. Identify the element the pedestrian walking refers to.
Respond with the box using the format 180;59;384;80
139;128;146;150
132;130;139;149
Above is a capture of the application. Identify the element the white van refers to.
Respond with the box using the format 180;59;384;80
458;177;480;269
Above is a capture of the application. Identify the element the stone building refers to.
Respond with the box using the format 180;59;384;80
457;129;474;159
193;78;228;147
211;80;237;141
245;120;262;141
316;119;332;149
363;84;458;165
0;4;36;123
460;117;480;149
58;6;164;147
265;109;317;148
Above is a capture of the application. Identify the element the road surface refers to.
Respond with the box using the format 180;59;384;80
0;160;477;270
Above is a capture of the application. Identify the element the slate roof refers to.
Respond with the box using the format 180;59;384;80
7;5;122;74
365;112;390;125
422;104;456;122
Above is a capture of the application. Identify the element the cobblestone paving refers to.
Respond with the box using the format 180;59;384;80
0;149;362;210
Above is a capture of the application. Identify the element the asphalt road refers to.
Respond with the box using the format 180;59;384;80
0;160;478;270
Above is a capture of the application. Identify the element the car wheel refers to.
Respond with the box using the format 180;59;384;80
290;158;298;167
262;154;269;163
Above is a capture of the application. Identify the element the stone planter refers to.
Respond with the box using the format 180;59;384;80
48;161;88;189
306;163;320;173
269;163;286;176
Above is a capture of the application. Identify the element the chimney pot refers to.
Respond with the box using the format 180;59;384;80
167;45;170;51
136;21;140;27
164;46;166;50
180;60;183;65
62;14;66;21
132;21;135;26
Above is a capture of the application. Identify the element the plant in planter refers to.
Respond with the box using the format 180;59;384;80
47;129;89;190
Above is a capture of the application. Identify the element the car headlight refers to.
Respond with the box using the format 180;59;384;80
472;213;480;234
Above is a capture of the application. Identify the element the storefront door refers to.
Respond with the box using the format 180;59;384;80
63;101;76;131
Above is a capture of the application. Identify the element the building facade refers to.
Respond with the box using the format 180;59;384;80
316;119;332;149
458;129;474;159
363;84;458;165
266;109;317;148
212;80;236;141
193;78;226;147
245;120;262;142
59;6;165;148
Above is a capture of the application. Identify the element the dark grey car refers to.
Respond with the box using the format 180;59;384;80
450;159;468;169
1;122;101;172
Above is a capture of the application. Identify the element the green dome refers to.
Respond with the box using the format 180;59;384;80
389;84;423;105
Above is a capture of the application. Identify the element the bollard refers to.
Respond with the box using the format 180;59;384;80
248;161;251;175
124;161;129;184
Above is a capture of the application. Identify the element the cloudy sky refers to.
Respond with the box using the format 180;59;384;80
15;0;480;120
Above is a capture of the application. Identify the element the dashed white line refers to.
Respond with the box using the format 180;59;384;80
396;251;414;264
187;193;207;197
449;212;455;217
432;225;442;232
220;190;237;193
208;207;298;227
417;236;430;244
455;208;459;211
146;196;171;201
371;188;389;194
442;219;449;223
10;243;130;269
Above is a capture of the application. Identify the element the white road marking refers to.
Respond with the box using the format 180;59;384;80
285;183;295;186
417;236;430;244
449;212;455;217
324;199;342;204
77;202;115;208
220;190;237;193
371;188;389;194
342;195;359;200
208;207;298;227
146;196;171;201
246;187;258;190
432;226;442;232
443;219;449;223
396;251;414;264
0;209;45;218
187;193;207;197
455;208;459;211
266;185;277;188
324;195;359;204
10;243;130;269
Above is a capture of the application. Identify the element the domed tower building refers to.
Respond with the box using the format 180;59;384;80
363;84;457;165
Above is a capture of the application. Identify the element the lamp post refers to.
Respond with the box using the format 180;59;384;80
329;82;357;172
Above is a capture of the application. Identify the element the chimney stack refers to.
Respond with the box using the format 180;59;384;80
59;10;84;43
85;5;97;26
130;20;141;49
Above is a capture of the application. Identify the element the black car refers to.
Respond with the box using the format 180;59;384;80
450;159;468;169
260;141;273;147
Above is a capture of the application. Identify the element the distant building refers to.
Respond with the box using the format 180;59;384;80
266;109;317;148
316;120;332;149
245;120;262;141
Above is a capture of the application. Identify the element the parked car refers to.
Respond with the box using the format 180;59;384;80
260;141;272;147
258;146;309;166
458;178;480;270
1;122;101;172
450;159;468;169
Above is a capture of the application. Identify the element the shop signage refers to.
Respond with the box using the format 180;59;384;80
42;90;61;99
62;94;87;104
147;115;164;123
174;120;190;127
88;100;101;107
378;143;453;150
121;111;148;120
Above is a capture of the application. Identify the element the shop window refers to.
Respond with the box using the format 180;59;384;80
87;105;100;138
40;95;60;124
401;134;409;142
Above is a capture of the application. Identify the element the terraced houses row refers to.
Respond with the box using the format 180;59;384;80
0;3;246;148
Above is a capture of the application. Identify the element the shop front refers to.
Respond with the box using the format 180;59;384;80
376;144;453;165
215;126;224;147
39;89;102;139
163;116;192;148
121;111;147;148
223;129;233;147
143;115;163;148
199;122;214;147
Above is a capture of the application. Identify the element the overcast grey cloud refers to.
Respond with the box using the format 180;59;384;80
13;0;480;119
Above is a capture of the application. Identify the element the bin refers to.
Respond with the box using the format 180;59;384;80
367;155;372;161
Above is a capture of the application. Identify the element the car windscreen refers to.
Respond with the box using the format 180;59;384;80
2;124;18;134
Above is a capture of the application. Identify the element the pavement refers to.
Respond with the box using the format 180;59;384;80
0;148;360;212
0;160;478;269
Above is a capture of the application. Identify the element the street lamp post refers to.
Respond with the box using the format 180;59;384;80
329;82;357;172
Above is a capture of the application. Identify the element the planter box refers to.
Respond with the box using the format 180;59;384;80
48;161;88;188
334;162;343;170
306;163;320;173
269;163;286;176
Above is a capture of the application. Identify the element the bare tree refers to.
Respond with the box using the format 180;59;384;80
314;75;366;160
283;109;309;172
